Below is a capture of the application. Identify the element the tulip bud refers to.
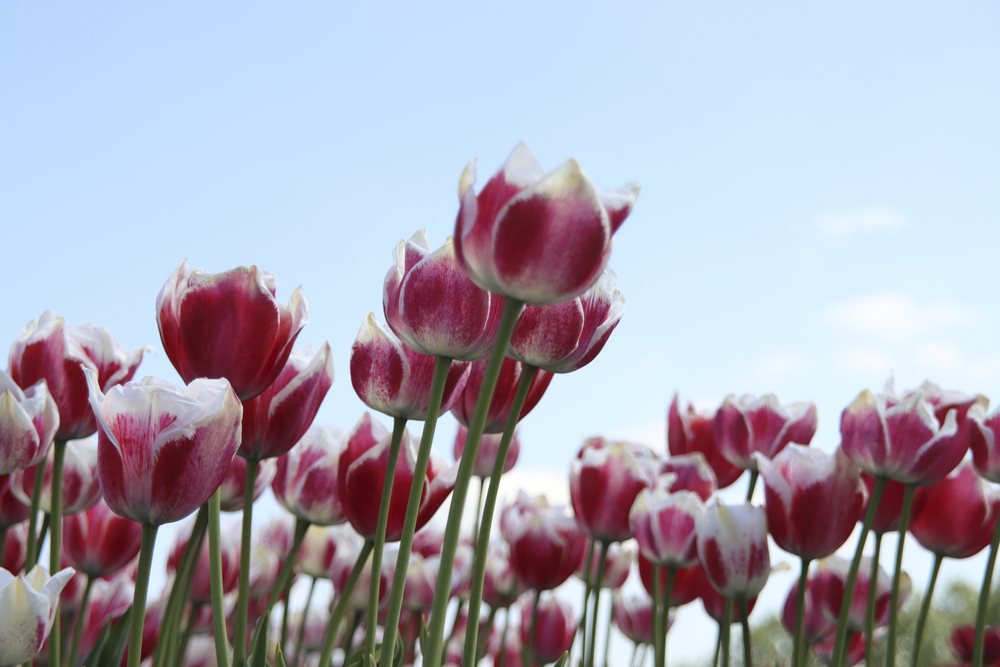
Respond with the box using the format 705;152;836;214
518;592;577;664
0;565;75;666
272;426;348;526
910;461;999;559
11;438;101;515
0;371;58;475
696;501;770;600
714;394;817;472
613;591;672;646
630;481;704;569
570;438;658;542
501;492;586;591
455;142;639;306
669;394;743;489
63;499;144;578
451;357;551;434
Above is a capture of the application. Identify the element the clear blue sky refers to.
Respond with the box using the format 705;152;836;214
2;2;998;662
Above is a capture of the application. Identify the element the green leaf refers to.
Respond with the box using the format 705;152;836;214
248;610;270;667
552;650;570;667
82;616;113;667
418;615;429;656
275;646;287;667
101;607;133;667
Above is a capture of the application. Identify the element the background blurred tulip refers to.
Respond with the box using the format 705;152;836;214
860;473;921;534
0;371;58;475
613;591;667;646
669;394;743;489
0;476;30;529
218;456;275;512
570;438;657;543
0;565;75;666
453;425;521;478
402;552;438;610
970;404;1000;484
62;499;143;578
518;591;577;664
660;453;717;502
501;492;586;591
331;536;392;610
714;393;817;473
11;438;101;515
781;578;835;646
910;462;999;559
167;519;240;603
576;540;633;590
637;555;704;608
811;555;910;632
2;525;26;574
951;625;1000;662
295;525;343;579
69;574;133;664
481;541;525;609
272;426;347;526
450;357;550;433
630;483;704;568
454;141;639;305
696;501;770;600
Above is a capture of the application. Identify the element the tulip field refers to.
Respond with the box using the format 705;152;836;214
1;139;999;667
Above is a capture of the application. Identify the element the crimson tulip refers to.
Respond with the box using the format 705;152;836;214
217;456;275;512
613;591;671;646
0;476;30;528
11;438;101;515
781;578;835;646
630;482;704;568
156;261;308;402
450;357;550;433
271;426;347;526
69;574;133;662
714;394;817;472
970;404;1000;484
636;555;704;608
488;627;525;667
454;141;639;306
62;499;143;578
518;592;576;664
699;583;758;625
570;438;657;543
660;452;717;502
668;394;742;489
860;473;917;534
811;555;911;632
120;597;165;667
0;371;58;475
8;311;147;441
951;625;1000;663
239;344;333;460
696;501;770;600
452;425;520;478
411;526;445;558
910;461;999;559
812;631;869;667
2;524;26;574
501;492;586;591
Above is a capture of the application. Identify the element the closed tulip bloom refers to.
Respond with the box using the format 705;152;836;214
613;591;671;646
860;473;918;534
696;501;770;600
840;382;982;485
450;357;551;433
2;525;26;574
518;592;577;664
630;482;704;568
910;461;1000;559
812;555;911;632
351;315;470;421
11;438;101;515
167;519;240;603
246;544;283;597
295;525;344;579
812;632;869;667
85;370;243;526
71;574;133;662
402;553;439;610
455;141;640;306
661;453;717;502
8;312;148;441
669;394;743;489
507;268;624;374
271;426;347;526
754;446;867;560
637;555;704;608
0;371;59;475
156;261;309;402
383;230;503;361
62;499;143;578
488;627;525;667
339;413;455;540
501;493;586;591
0;476;31;528
970;404;1000;484
453;426;521;478
700;583;758;625
951;625;1000;663
0;565;75;667
239;344;333;460
481;541;526;609
570;438;658;542
411;526;445;558
781;579;835;646
576;541;634;590
217;456;275;512
714;394;818;472
332;536;391;610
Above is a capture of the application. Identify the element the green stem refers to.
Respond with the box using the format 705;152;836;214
343;609;361;653
177;603;200;667
460;364;539;667
363;416;407;661
48;439;66;667
208;489;232;667
603;591;614;667
738;598;751;667
379;355;451;667
714;621;722;667
587;541;610;667
578;539;597;667
652;565;663;667
527;590;542;664
720;600;732;667
974;516;1000;667
662;567;675;667
910;552;942;667
161;507;209;667
629;642;640;667
745;470;758;502
24;461;45;570
280;576;292;659
885;483;916;667
292;576;316;667
830;476;886;667
421;298;525;667
232;457;260;667
472;475;484;543
66;574;94;667
865;532;882;667
250;517;309;650
127;524;158;667
317;540;374;667
792;558;811;667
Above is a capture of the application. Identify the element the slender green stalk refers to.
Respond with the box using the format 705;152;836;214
745;470;758;502
37;515;50;556
720;600;732;667
24;461;45;569
162;507;208;667
363;416;407;661
865;532;883;667
252;517;309;646
792;558;811;667
472;475;484;542
587;541;610;667
830;476;886;666
177;603;200;667
527;590;542;664
973;516;1000;667
661;567;675;667
421;298;525;667
292;576;316;667
479;605;497;662
652;566;663;667
460;364;539;667
910;552;942;667
48;439;67;667
208;489;232;667
317;541;374;667
603;594;614;667
379;355;451;667
232;457;260;667
885;483;916;667
127;524;158;667
280;576;293;658
630;643;640;667
713;622;722;667
738;599;751;667
66;574;94;667
578;539;597;667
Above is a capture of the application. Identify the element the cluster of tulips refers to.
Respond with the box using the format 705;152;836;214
2;141;1000;667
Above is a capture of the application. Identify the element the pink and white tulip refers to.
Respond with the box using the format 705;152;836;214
613;591;671;646
217;456;276;512
518;592;577;664
62;499;143;578
660;452;717;502
575;540;633;589
570;438;658;542
781;577;835;646
450;357;551;433
696;501;770;600
453;425;520;478
2;525;26;574
811;555;911;632
295;525;346;579
167;519;240;603
11;438;101;515
0;371;58;475
910;461;1000;559
272;426;347;526
0;477;30;529
669;394;743;489
501;492;586;591
970;403;1000;484
630;481;704;568
0;565;75;666
714;394;817;472
69;574;133;663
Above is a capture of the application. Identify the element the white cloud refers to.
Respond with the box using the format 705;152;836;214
815;206;906;240
826;294;975;344
838;347;895;374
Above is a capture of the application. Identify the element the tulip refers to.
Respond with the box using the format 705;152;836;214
8;312;147;441
481;541;526;609
454;141;639;306
636;555;704;609
0;565;75;667
62;499;143;578
781;578;835;647
331;536;391;611
453;425;521;479
714;394;818;492
969;404;1000;665
166;519;240;604
812;631;868;667
811;555;910;632
272;426;347;526
630;483;703;569
0;476;30;529
668;394;742;489
951;625;1000;663
2;524;26;574
507;268;625;374
699;583;758;625
488;626;525;667
518;591;576;665
295;525;343;579
412;526;445;558
123;596;165;667
501;492;586;591
156;261;308;402
10;438;101;515
613;591;671;646
402;552;439;610
68;574;133;666
860;473;916;535
0;370;59;475
448;540;476;600
660;452;717;502
451;357;551;434
575;541;633;590
217;456;276;512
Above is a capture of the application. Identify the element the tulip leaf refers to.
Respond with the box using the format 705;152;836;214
552;650;570;667
248;610;270;667
418;615;429;656
274;646;287;667
101;607;133;667
81;615;113;667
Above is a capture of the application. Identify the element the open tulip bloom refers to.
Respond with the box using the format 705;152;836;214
0;565;75;667
0;371;58;476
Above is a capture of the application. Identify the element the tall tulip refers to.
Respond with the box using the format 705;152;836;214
0;565;75;667
501;493;586;592
453;426;521;479
668;394;742;489
0;371;58;475
271;426;347;526
810;555;911;633
518;592;576;665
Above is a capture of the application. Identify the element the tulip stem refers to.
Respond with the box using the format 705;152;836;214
48;439;67;667
720;600;732;667
587;540;610;667
250;517;309;653
177;603;199;667
885;483;915;667
745;470;758;502
603;588;615;667
420;297;525;667
713;622;722;667
317;540;373;667
232;457;260;667
652;565;663;667
792;558;811;667
66;573;94;667
460;364;538;667
292;576;316;667
24;462;45;570
909;551;942;667
738;599;751;667
661;566;675;667
208;489;232;667
161;506;208;667
127;524;158;667
629;642;640;667
379;356;451;667
473;475;484;541
362;416;407;661
578;539;597;667
527;590;542;664
865;532;882;667
974;517;1000;667
830;475;885;667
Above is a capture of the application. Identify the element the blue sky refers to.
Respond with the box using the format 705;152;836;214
2;2;998;662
